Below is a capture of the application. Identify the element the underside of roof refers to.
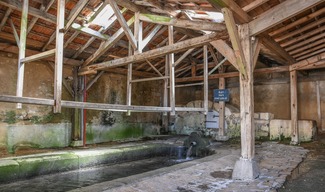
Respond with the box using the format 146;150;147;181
0;0;324;82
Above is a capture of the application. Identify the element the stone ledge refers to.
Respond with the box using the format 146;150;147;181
0;143;174;184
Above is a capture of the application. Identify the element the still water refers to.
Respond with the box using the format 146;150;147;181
0;157;182;192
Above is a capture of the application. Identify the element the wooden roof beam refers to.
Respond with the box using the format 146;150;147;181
222;8;247;77
207;0;296;65
242;0;269;12
41;0;89;51
0;7;12;32
275;16;325;42
114;0;149;13
142;0;179;17
0;0;57;23
109;0;137;50
249;0;324;36
79;32;220;74
27;0;55;34
261;35;296;64
72;8;128;59
207;0;250;23
0;43;82;66
139;13;226;31
82;16;135;67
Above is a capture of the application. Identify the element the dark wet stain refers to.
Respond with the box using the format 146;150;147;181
210;170;232;179
197;184;210;190
177;186;195;192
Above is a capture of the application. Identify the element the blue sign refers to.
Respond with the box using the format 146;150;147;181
214;89;229;102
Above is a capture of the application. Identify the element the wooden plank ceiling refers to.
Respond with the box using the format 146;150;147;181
0;0;324;82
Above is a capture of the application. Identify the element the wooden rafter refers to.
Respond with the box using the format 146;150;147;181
249;0;324;36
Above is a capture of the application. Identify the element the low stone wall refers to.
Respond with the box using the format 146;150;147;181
227;112;274;139
0;143;173;183
270;119;316;141
5;123;71;153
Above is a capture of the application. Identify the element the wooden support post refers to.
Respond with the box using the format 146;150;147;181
232;24;259;180
169;25;175;116
72;67;81;141
53;0;65;113
218;67;226;137
290;70;299;144
161;54;169;132
316;81;322;132
203;45;208;115
126;45;133;116
16;0;28;109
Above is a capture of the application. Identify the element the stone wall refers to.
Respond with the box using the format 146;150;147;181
226;112;274;139
270;119;316;142
227;78;325;132
0;51;163;151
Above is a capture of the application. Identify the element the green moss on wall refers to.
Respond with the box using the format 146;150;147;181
104;124;144;140
4;111;16;124
86;124;94;143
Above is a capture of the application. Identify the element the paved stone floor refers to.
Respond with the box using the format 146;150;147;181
278;134;325;192
72;142;308;192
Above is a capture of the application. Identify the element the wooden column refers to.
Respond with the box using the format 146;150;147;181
316;81;322;131
290;70;299;144
72;67;81;141
239;24;255;160
218;67;226;137
54;0;65;113
168;25;175;116
162;55;169;131
203;45;208;115
126;44;133;116
16;0;28;109
232;23;259;180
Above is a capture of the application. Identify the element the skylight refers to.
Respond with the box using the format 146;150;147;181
89;4;114;28
206;12;224;23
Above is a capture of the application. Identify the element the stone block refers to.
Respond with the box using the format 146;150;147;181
254;113;260;119
233;113;240;118
259;113;274;120
0;160;19;183
269;119;316;142
16;153;79;178
6;123;71;153
70;140;83;147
